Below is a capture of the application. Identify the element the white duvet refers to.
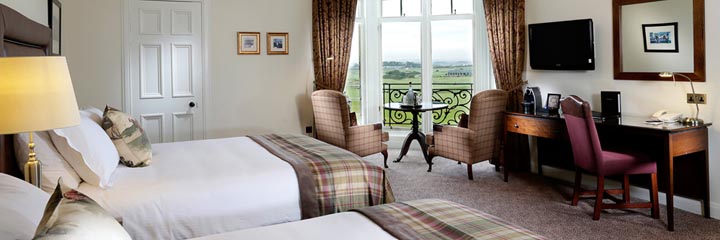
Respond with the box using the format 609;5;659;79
78;137;301;240
192;212;396;240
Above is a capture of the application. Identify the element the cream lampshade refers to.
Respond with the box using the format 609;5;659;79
0;56;81;188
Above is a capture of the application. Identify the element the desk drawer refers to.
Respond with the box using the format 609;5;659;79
505;115;564;139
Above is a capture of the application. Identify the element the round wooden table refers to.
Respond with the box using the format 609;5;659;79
383;102;448;172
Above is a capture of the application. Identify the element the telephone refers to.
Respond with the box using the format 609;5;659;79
651;110;683;122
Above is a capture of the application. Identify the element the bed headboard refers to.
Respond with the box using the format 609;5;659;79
0;4;52;178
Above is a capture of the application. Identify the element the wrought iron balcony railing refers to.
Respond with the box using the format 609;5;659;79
383;83;473;128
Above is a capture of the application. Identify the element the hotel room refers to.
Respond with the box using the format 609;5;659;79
0;0;718;239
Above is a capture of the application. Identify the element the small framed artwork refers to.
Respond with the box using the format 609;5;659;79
642;22;679;53
546;93;561;112
267;32;289;55
48;0;62;55
237;32;261;55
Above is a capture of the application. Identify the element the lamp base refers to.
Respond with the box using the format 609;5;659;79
23;132;42;188
681;117;704;126
24;159;41;188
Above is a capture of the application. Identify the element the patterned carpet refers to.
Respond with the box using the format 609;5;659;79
364;149;720;240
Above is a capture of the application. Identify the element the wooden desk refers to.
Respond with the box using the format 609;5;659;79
500;112;711;231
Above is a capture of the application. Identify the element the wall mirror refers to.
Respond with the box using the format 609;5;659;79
613;0;705;81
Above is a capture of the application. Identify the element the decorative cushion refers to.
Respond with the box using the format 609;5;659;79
14;131;82;193
34;183;131;240
101;106;153;167
0;173;50;240
50;115;120;188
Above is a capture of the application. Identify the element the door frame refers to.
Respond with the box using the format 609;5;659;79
121;0;209;139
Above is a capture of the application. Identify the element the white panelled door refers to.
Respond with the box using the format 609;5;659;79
128;0;203;143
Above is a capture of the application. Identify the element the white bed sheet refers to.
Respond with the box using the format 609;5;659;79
193;212;396;240
78;137;301;240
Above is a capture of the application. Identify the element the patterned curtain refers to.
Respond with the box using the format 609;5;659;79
312;0;358;91
484;0;526;111
484;0;529;169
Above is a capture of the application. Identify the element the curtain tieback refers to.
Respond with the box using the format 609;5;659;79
508;80;529;92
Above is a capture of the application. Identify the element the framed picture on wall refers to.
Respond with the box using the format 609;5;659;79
642;22;679;53
267;32;289;55
237;32;260;55
48;0;62;55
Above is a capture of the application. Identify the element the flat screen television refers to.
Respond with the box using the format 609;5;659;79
529;19;595;70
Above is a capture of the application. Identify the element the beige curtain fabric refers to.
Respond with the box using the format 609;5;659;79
484;0;529;169
484;0;525;112
312;0;358;91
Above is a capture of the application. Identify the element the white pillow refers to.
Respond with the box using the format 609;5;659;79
0;173;50;240
14;131;82;193
50;115;119;188
80;107;104;125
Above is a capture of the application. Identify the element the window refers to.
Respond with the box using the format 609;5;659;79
382;0;421;17
344;24;363;122
432;0;473;15
345;0;492;130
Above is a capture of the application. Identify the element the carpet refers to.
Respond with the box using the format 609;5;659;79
364;150;720;240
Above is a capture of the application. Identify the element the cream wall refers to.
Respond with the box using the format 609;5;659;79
526;0;720;218
205;0;314;137
62;0;124;109
0;0;47;26
60;0;314;138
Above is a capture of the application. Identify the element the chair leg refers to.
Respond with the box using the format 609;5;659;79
593;176;605;220
572;169;582;206
623;175;630;204
650;173;660;219
381;150;388;168
467;164;473;180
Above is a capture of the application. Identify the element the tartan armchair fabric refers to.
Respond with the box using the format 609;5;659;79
311;90;389;163
428;89;508;179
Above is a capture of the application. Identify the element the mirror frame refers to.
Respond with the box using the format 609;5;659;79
613;0;705;82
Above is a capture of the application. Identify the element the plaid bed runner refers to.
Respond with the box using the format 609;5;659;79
353;199;545;240
249;134;395;219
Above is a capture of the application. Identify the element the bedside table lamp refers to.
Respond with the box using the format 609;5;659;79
0;57;80;188
658;72;704;126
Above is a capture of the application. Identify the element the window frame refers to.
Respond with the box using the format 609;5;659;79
352;0;493;128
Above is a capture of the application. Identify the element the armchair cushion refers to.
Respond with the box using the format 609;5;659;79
347;123;384;157
430;126;474;163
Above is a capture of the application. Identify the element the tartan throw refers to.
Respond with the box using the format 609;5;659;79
353;199;545;240
249;134;395;219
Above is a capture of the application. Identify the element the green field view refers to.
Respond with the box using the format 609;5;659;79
344;63;473;128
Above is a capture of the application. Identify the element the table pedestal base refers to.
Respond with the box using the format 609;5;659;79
393;112;433;172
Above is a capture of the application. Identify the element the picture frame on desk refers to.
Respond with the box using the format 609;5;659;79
546;93;561;114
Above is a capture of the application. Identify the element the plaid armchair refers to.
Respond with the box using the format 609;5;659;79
311;90;390;167
428;89;508;180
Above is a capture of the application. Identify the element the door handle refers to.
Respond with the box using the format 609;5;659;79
189;101;197;108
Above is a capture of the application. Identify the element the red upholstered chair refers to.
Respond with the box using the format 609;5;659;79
560;95;659;220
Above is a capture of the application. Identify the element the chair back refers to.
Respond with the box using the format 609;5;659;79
468;89;508;160
311;90;350;148
560;95;604;173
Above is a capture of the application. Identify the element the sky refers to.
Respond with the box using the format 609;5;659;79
349;0;476;65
